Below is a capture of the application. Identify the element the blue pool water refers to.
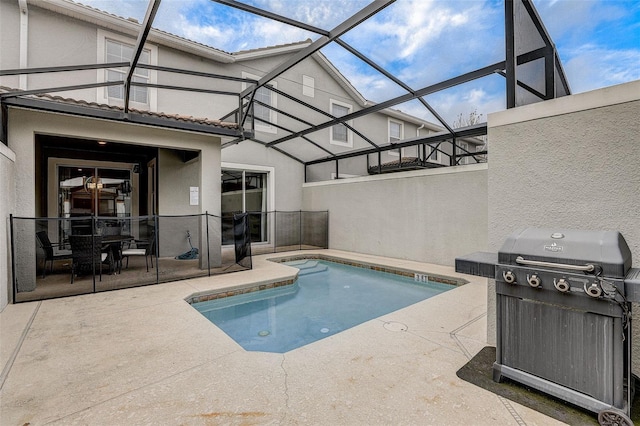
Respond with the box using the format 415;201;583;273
192;260;454;353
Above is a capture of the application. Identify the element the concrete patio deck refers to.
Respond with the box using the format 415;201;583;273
1;250;563;425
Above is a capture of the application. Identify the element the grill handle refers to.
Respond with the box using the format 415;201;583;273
515;256;595;272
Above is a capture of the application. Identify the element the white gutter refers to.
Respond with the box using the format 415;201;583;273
18;0;28;89
28;0;235;63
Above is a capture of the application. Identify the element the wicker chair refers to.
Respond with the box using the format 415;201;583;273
36;231;72;278
69;235;113;283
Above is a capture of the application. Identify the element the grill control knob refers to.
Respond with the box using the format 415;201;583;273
584;282;603;298
527;274;541;288
554;278;570;293
503;270;516;284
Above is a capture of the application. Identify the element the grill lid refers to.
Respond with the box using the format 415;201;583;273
498;228;632;278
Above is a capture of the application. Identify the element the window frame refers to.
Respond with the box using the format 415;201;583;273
387;118;404;157
302;75;315;98
329;99;353;147
221;162;275;247
427;143;441;164
96;30;158;111
457;141;469;165
242;72;277;134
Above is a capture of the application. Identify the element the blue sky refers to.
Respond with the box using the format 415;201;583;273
81;0;640;124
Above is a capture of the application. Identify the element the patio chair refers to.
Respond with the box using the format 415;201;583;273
121;231;156;272
35;231;72;278
69;235;113;283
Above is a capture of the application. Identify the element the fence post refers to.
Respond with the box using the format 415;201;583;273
154;215;159;285
325;210;330;249
91;216;96;293
299;210;302;251
205;211;210;276
9;214;16;303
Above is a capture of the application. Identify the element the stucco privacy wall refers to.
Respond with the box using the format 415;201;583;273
0;144;16;310
302;164;488;266
7;108;222;288
487;80;640;367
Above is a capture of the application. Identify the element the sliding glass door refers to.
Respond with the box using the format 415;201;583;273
221;169;268;245
57;164;134;240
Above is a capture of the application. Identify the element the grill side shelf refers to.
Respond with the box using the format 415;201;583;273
455;252;498;279
624;268;640;302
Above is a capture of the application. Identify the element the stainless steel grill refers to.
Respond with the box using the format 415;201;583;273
457;228;640;425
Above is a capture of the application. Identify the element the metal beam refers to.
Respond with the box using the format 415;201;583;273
244;137;305;164
124;0;161;113
239;0;395;98
305;123;487;166
267;61;503;147
505;0;516;108
211;0;329;36
137;63;256;84
268;86;379;148
0;81;121;99
0;62;129;76
247;103;336;158
336;38;455;134
132;82;237;96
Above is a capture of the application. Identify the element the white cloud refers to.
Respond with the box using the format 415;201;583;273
76;0;639;111
564;46;640;93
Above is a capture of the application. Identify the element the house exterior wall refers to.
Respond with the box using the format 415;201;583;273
487;80;640;368
0;0;21;89
0;0;461;193
0;144;16;310
21;2;99;100
221;140;304;212
6;107;222;292
302;164;488;266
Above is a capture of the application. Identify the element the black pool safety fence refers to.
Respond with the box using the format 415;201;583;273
9;210;328;303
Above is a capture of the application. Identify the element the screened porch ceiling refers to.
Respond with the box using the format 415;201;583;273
0;0;570;168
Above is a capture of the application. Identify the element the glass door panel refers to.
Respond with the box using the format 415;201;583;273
58;165;133;237
221;169;268;245
245;171;267;243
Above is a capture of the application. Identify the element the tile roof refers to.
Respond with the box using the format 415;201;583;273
70;0;310;58
0;86;238;130
69;0;234;56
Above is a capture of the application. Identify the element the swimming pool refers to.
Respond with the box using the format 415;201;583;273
192;259;454;353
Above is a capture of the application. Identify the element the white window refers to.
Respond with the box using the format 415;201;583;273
303;75;314;97
427;143;441;163
97;30;157;110
457;141;469;165
388;119;403;156
105;39;150;103
243;72;277;134
330;99;353;147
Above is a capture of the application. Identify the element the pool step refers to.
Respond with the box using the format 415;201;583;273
298;264;328;276
287;260;318;269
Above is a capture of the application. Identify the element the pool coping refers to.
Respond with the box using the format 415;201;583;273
185;253;468;305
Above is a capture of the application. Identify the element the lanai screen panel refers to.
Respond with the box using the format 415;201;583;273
512;0;569;107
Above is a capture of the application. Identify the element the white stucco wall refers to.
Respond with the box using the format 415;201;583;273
6;108;222;289
221;140;304;211
302;164;488;266
0;143;17;310
486;80;640;366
